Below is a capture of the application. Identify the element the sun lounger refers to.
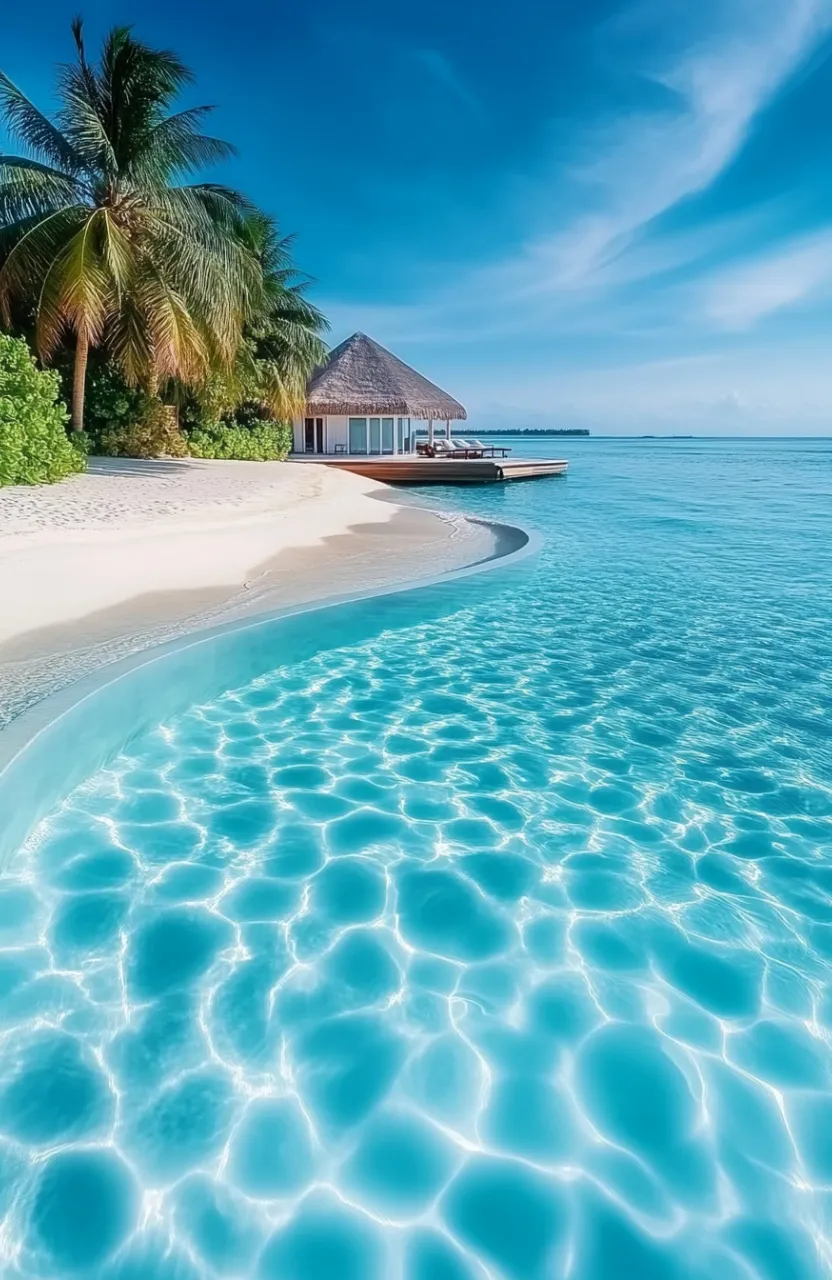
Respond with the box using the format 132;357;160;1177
452;439;485;458
462;439;491;458
416;440;460;457
470;439;511;457
417;438;495;459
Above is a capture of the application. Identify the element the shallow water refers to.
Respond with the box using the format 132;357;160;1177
2;437;832;1278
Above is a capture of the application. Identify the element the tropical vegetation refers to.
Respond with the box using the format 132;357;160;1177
0;22;326;479
186;418;292;461
94;398;189;459
0;333;84;484
184;215;328;426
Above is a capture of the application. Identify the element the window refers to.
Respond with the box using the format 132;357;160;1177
381;417;394;453
348;418;367;454
369;417;381;453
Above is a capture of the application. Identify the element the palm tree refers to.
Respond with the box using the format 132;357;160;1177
180;214;329;425
0;20;261;430
240;214;329;419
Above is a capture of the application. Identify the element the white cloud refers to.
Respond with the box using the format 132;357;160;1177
510;0;832;295
703;229;832;328
329;0;832;351
321;0;832;435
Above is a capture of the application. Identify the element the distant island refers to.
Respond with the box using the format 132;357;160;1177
472;428;590;436
413;427;590;437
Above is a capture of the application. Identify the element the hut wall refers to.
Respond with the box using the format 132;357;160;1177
293;414;438;455
326;416;349;452
291;416;349;455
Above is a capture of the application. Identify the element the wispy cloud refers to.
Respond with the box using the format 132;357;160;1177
507;0;832;295
703;229;832;328
321;0;832;437
412;49;484;117
330;0;832;353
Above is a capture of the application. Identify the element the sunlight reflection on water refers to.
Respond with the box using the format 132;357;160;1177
2;437;831;1278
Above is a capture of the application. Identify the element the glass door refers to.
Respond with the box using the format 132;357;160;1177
381;417;394;453
348;418;367;454
305;417;325;453
369;417;381;453
396;417;411;452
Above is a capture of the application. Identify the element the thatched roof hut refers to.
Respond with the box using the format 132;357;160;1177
306;332;467;421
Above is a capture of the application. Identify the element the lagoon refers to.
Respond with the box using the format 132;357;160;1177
2;436;832;1278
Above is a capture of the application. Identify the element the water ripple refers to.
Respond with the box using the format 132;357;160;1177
2;440;832;1277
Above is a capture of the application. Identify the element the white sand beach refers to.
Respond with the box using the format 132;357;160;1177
0;457;403;642
0;457;495;723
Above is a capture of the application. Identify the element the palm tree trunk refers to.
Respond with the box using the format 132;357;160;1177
72;330;89;433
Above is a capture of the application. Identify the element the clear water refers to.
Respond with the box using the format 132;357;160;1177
2;437;832;1279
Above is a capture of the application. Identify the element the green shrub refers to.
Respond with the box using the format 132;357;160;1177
0;334;84;486
187;419;292;461
96;400;189;458
54;353;154;453
82;360;154;442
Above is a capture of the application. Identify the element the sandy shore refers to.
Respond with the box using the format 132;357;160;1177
0;456;495;725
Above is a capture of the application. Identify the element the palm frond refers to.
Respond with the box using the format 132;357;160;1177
107;291;153;385
98;208;134;301
146;198;265;335
0;205;87;322
96;27;194;175
250;356;310;419
69;17;103;112
134;107;236;182
57;65;119;180
134;259;208;382
0;72;84;174
35;211;113;357
0;157;83;221
161;184;257;239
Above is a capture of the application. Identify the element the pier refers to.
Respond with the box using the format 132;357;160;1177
290;456;568;485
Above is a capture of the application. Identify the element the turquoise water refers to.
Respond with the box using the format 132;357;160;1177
2;436;832;1278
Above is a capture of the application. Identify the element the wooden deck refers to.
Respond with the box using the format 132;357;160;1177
289;455;568;485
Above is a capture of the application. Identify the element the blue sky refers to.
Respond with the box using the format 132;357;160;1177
4;0;832;433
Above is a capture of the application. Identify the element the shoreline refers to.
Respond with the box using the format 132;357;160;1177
0;520;538;865
0;456;496;725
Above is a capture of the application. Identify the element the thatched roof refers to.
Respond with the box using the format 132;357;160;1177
306;332;467;420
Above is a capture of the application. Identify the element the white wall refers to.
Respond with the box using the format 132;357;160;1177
292;416;348;454
293;415;438;454
327;416;349;451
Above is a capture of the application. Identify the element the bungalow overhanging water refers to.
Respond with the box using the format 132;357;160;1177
292;332;466;457
291;331;568;483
